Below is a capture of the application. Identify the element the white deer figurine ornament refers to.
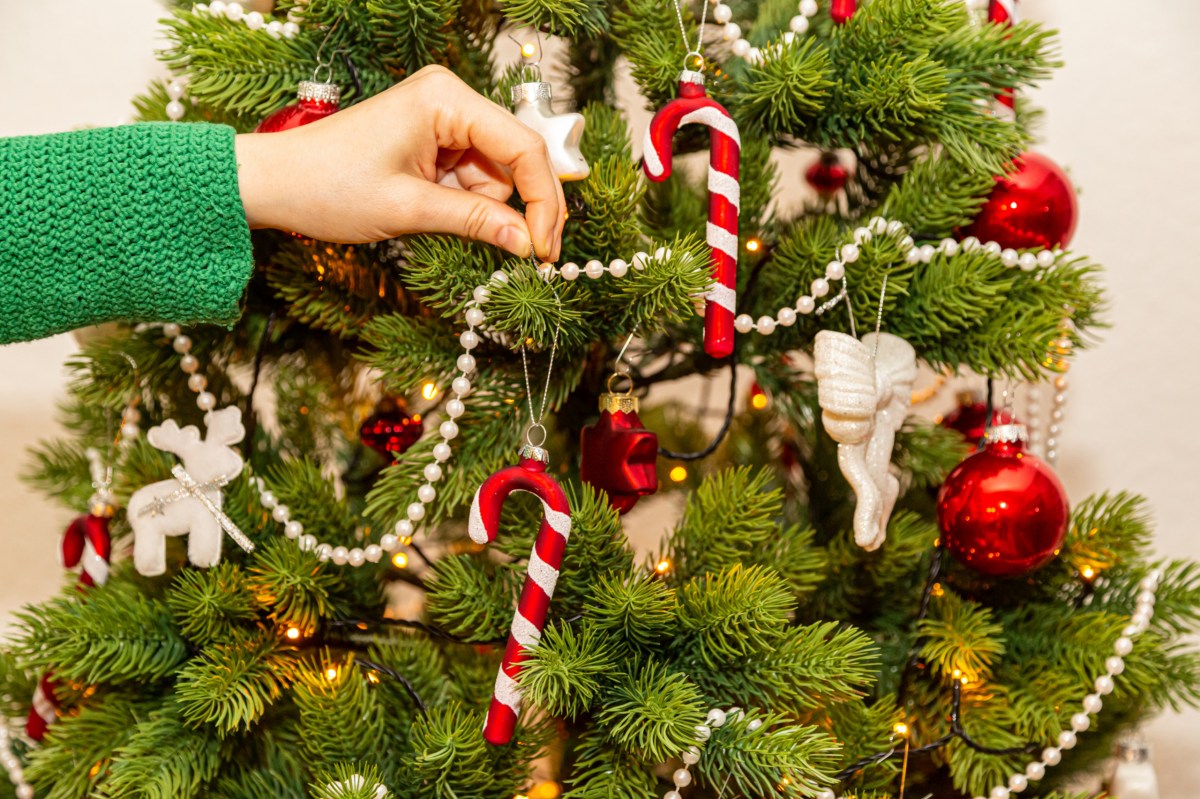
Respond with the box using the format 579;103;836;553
128;406;253;576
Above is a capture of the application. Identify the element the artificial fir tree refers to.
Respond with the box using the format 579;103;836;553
3;1;1199;798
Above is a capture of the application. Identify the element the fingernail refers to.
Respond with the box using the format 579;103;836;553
498;225;531;257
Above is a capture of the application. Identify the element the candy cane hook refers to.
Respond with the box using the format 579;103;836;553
642;70;740;359
468;445;572;745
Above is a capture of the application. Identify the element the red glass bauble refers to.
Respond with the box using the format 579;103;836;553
806;152;848;196
360;399;422;459
830;0;858;24
580;390;659;514
257;80;341;133
940;393;1015;447
937;426;1068;577
963;152;1078;250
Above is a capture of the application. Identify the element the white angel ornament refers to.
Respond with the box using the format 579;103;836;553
813;330;918;550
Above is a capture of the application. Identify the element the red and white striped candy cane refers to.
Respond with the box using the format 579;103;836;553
988;0;1019;112
26;512;112;740
642;71;740;360
467;446;572;745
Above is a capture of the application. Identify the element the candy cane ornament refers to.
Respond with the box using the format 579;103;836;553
468;445;572;745
642;70;740;359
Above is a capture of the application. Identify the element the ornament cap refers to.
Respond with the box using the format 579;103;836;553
678;70;706;87
511;81;553;106
519;443;550;465
1115;737;1152;763
297;80;341;105
984;423;1028;445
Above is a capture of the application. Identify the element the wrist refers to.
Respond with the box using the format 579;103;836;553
234;132;289;230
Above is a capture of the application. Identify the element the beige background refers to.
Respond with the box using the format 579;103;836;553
2;0;1198;793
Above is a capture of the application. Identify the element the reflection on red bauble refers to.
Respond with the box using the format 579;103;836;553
940;393;1015;446
580;388;658;514
963;152;1077;250
937;425;1068;577
805;152;849;196
360;398;423;459
830;0;858;24
257;80;341;133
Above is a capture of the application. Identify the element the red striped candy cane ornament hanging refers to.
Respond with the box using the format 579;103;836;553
988;0;1019;112
468;445;572;745
642;70;740;359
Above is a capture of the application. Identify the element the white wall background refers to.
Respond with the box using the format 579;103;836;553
1;0;1197;793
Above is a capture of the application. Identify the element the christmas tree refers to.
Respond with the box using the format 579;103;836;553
2;1;1198;798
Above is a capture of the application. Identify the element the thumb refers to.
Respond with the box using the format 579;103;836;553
404;179;533;258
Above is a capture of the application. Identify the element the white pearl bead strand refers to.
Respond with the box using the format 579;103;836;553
712;0;819;66
0;725;34;799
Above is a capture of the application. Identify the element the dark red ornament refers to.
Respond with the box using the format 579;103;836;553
937;424;1068;577
987;1;1019;110
360;398;423;459
940;392;1015;447
830;0;857;24
581;381;659;514
963;152;1078;250
257;80;341;133
805;152;849;197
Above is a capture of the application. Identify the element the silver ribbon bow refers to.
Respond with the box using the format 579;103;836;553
138;465;255;553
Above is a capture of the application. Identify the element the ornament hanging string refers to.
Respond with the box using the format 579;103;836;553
518;265;564;448
669;0;709;68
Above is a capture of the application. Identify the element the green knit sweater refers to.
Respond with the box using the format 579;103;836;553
0;123;253;345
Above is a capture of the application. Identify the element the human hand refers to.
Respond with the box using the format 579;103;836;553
234;65;565;260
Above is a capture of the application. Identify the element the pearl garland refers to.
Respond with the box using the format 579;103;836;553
657;705;777;799
0;725;34;799
710;0;819;66
812;569;1165;799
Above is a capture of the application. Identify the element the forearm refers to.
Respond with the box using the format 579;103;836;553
0;123;254;345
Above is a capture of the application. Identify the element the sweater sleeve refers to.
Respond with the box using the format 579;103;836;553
0;123;254;345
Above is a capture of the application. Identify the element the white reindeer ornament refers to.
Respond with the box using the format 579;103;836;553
128;407;253;576
814;330;918;551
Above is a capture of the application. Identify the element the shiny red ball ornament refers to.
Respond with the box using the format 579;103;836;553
964;152;1078;250
805;152;849;197
940;392;1015;447
360;398;422;459
580;381;659;514
937;424;1068;577
830;0;858;24
257;80;341;133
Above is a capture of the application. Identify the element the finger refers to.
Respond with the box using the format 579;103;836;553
447;149;514;203
403;178;533;257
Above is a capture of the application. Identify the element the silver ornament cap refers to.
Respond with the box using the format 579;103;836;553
983;423;1028;445
512;81;553;106
298;80;341;105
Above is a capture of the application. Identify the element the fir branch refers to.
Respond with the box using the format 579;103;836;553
586;570;678;651
176;632;297;735
521;620;618;718
167;562;260;647
367;0;456;74
311;762;395;799
501;0;608;36
674;564;796;669
596;659;706;763
918;591;1007;683
293;654;387;768
695;710;842;799
403;702;538;799
562;728;657;799
247;538;344;634
425;553;519;642
104;702;229;799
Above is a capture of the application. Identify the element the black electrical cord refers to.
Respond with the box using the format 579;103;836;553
657;352;738;461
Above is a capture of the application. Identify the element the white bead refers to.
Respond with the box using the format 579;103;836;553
260;490;278;509
17;785;33;799
1037;249;1055;267
815;792;836;799
906;249;922;264
424;463;444;482
731;38;751;57
1114;636;1133;656
825;261;845;280
789;14;809;33
868;217;887;233
120;422;140;440
632;251;650;270
886;220;905;235
796;295;816;314
1094;674;1115;696
472;286;490;304
723;22;742;41
584;259;605;279
439;420;459;440
1057;730;1077;749
1018;252;1038;271
407;502;426;521
457;353;476;372
755;316;776;335
1001;249;1019;267
316;543;333;561
919;244;936;262
272;504;290;523
811;278;830;298
840;243;860;263
266;20;283;36
681;746;700;765
418;484;436;503
196;392;217;411
460;330;480;350
298;534;317;551
940;237;959;255
445;399;465;419
173;334;193;353
282;21;300;38
187;374;207;392
777;307;797;326
664;792;682;799
747;719;763;731
364;544;383;563
244;10;264;28
989;788;1010;799
1106;655;1126;675
163;322;182;337
1140;574;1161;591
608;258;629;277
395;519;414;537
209;0;227;15
799;0;818;15
380;533;400;552
452;376;471;396
898;235;914;251
557;262;580;281
655;246;671;260
706;708;727;727
984;241;1002;254
1082;693;1103;714
180;353;199;373
1136;590;1156;607
348;547;366;567
491;270;509;284
224;1;243;19
284;520;303;539
734;314;755;334
329;546;348;565
1070;712;1090;732
1041;747;1062;766
713;3;732;23
465;307;485;327
694;724;711;741
673;769;692;788
433;442;452;462
1025;761;1045;780
961;236;981;251
167;81;186;101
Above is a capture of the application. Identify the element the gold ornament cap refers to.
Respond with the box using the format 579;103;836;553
599;372;638;414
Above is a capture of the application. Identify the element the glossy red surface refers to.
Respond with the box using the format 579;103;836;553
580;408;659;513
359;404;422;459
256;98;339;133
830;0;858;23
964;152;1078;250
805;155;849;196
940;401;1015;446
937;437;1068;576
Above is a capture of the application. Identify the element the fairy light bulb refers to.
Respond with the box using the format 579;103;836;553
655;558;672;575
285;626;301;641
894;722;909;736
746;238;761;253
669;465;688;482
392;551;409;569
325;666;339;681
520;42;537;59
422;381;439;400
